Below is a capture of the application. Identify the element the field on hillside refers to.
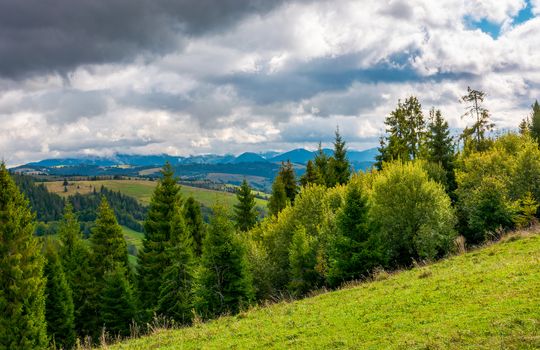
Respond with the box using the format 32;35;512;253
44;179;267;209
110;233;540;349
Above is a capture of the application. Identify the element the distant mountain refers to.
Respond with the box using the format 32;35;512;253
232;152;268;164
270;149;315;164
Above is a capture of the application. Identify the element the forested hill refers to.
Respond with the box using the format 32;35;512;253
13;174;147;233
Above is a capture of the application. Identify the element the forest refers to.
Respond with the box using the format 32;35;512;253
2;87;540;349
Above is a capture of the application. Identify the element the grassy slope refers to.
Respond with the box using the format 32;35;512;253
111;233;540;349
44;179;267;209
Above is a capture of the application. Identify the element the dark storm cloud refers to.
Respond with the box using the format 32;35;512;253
0;0;305;78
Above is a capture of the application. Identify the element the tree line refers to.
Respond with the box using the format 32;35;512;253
3;87;540;349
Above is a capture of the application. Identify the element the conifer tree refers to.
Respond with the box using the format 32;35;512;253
327;182;382;287
184;196;206;257
288;226;318;296
268;176;288;216
313;142;330;186
300;160;318;187
138;162;182;316
233;179;258;232
43;241;76;349
0;163;47;349
425;108;456;191
529;100;540;143
328;127;351;186
58;204;98;337
277;160;298;203
157;208;195;324
194;206;253;318
100;264;136;337
460;87;494;151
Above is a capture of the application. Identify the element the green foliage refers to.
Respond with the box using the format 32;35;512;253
370;161;456;265
184;196;206;257
328;127;351;186
327;181;384;287
425;108;456;191
313;142;330;186
288;226;320;296
529;100;540;143
0;163;48;350
233;179;258;232
514;192;538;229
12;173;65;222
300;160;318;187
100;264;137;337
375;96;425;168
138;162;182;316
58;204;98;337
43;241;76;349
277;160;298;204
460;87;494;152
157;208;195;324
194;206;254;319
268;176;288;216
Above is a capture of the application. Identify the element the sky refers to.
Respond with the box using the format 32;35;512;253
1;0;540;166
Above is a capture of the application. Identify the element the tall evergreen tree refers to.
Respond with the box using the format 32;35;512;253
138;162;182;317
100;264;136;337
157;208;195;324
529;100;540;143
460;87;494;151
313;142;330;186
184;196;205;257
300;160;318;187
328;127;351;186
194;206;253;319
268;176;288;216
327;182;383;287
43;241;76;350
277;160;298;204
233;179;258;232
58;204;97;338
0;163;48;349
425;108;456;191
288;226;319;296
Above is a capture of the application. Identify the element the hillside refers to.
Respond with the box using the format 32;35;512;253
110;232;540;349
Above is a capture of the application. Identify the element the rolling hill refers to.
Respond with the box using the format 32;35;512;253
108;232;540;349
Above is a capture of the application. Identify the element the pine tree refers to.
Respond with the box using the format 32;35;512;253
138;162;182;317
194;206;254;319
529;100;540;143
233;179;258;232
58;203;98;338
91;197;129;278
268;176;288;216
313;143;330;185
425;108;456;191
0;163;48;349
327;182;382;287
328;127;351;186
300;160;318;187
277;160;298;203
460;87;494;151
519;117;531;135
184;196;205;257
43;241;76;349
157;208;195;324
100;264;136;337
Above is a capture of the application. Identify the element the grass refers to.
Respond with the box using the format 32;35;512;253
108;232;540;349
44;179;267;209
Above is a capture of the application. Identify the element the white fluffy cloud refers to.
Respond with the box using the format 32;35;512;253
0;0;538;166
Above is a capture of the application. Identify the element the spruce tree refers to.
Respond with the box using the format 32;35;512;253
268;176;288;216
43;241;76;349
529;100;540;143
100;264;136;337
194;206;254;319
460;87;494;151
300;160;318;187
233;179;258;232
277;160;298;203
184;196;205;257
313;142;330;186
157;208;195;324
327;182;382;287
0;163;47;349
138;162;182;317
328;127;351;186
288;226;318;296
425;108;456;191
58;203;98;338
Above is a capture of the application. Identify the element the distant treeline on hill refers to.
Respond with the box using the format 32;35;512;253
13;174;147;233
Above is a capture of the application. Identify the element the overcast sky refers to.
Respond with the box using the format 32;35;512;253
1;0;539;166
